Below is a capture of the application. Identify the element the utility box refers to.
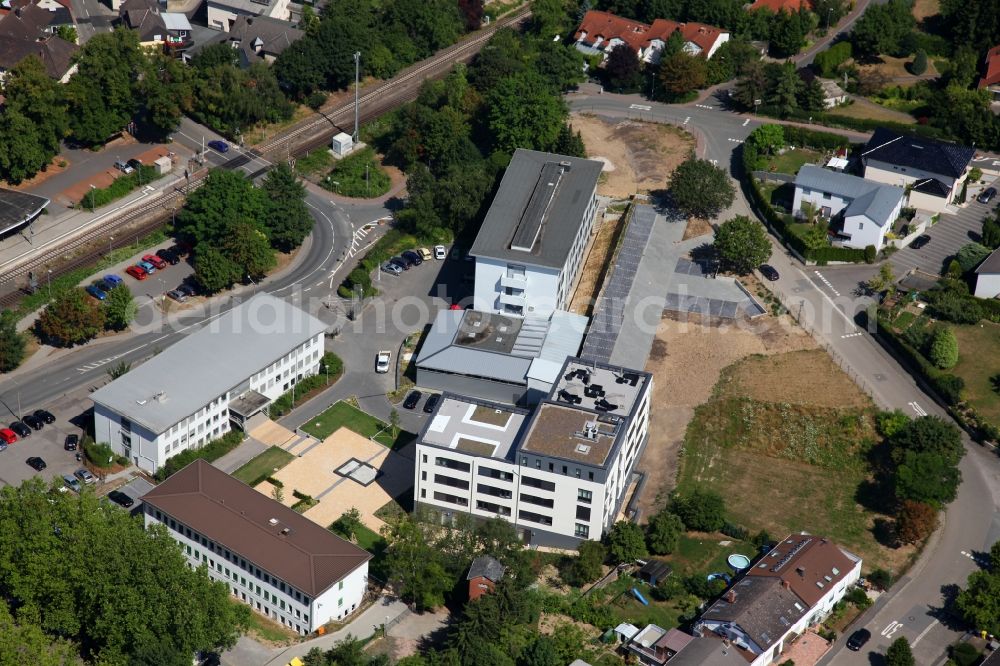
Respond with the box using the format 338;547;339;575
154;156;172;174
332;132;354;158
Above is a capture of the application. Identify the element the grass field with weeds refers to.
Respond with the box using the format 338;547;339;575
951;322;1000;424
764;148;823;175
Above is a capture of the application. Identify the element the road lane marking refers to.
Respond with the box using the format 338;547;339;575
742;118;751;126
695;104;714;109
909;401;927;417
911;619;938;646
727;138;744;143
841;332;863;338
683;116;691;125
812;270;841;297
881;621;903;639
629;104;651;110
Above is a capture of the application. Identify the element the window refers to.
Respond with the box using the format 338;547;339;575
548;462;554;472
575;468;581;479
339;581;343;590
477;483;512;499
858;223;864;230
521;476;555;491
421;471;427;481
520;493;554;508
575;524;590;538
422;454;427;463
578;489;592;503
433;491;468;506
576;506;591;521
518;510;553;526
479;467;514;481
338;597;344;606
434;474;469;490
476;500;511;516
589;472;594;481
435;457;470;472
535;460;541;469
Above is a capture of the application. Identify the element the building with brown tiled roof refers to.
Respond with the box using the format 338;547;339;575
0;0;77;81
693;535;862;666
573;9;729;63
980;45;1000;101
142;459;371;635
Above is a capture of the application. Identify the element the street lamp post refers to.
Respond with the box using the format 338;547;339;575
754;99;761;116
827;7;833;30
89;184;97;212
46;269;52;298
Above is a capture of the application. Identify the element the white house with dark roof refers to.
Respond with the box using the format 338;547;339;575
91;293;327;473
793;164;905;251
200;14;302;65
206;0;290;32
143;459;370;634
470;149;603;318
860;127;975;213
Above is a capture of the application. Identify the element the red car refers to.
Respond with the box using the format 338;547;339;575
143;254;167;270
126;265;148;280
0;428;17;445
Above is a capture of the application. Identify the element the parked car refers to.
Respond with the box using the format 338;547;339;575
127;158;143;172
402;250;423;266
96;278;118;292
177;283;197;297
34;409;55;424
0;442;6;452
10;422;30;438
846;629;871;651
126;265;148;280
156;248;180;265
26;456;47;471
376;350;391;374
75;468;96;485
388;256;408;271
759;264;779;281
143;254;167;270
85;284;107;301
403;390;423;410
114;160;134;175
423;393;441;414
103;274;124;288
22;414;43;431
107;490;134;508
978;187;997;204
62;474;82;493
137;259;156;274
418;247;433;261
207;140;229;153
910;234;931;249
0;428;17;444
434;245;446;260
64;434;79;451
166;289;188;302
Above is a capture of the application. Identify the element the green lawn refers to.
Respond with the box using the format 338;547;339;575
232;446;295;485
951;322;1000;424
301;401;413;449
765;148;823;176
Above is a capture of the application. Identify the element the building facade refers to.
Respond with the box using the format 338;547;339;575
470;149;603;318
92;293;327;472
142;460;370;635
414;357;651;547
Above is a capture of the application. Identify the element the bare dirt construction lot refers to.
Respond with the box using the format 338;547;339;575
569;212;627;316
636;315;816;519
570;113;694;198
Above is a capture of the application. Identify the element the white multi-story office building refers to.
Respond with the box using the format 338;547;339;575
413;357;651;547
142;459;370;635
91;293;328;473
471;149;603;319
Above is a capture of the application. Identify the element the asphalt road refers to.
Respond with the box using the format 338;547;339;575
569;90;1000;663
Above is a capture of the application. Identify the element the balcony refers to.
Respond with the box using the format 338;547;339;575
499;292;526;308
500;274;527;290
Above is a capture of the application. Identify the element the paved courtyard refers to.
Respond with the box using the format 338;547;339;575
254;426;413;533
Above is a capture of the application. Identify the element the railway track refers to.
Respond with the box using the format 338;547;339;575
0;6;530;310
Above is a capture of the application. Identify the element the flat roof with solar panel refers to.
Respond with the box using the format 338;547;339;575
469;149;603;269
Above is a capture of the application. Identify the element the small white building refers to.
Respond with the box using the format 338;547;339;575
206;0;290;32
793;164;905;252
861;127;975;214
142;459;370;635
975;247;1000;299
693;535;862;666
91;293;327;473
471;149;602;318
414;357;651;547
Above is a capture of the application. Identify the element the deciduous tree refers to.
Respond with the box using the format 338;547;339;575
669;488;727;531
929;327;959;369
669;157;736;219
262;162;313;251
896;500;937;544
487;72;567;154
646;510;684;555
658;52;708;98
0;309;26;373
192;245;242;293
604;43;643;92
885;637;915;666
36;289;106;347
103;284;137;331
605;520;648;563
713;215;772;274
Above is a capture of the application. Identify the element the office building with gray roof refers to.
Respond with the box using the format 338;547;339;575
471;149;603;318
92;293;328;473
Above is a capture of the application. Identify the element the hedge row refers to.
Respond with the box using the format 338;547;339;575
875;315;964;406
756;106;946;141
155;429;244;481
80;165;161;209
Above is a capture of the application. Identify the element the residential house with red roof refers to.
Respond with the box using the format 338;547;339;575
574;10;729;63
980;45;1000;102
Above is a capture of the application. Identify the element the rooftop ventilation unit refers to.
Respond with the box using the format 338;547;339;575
268;518;278;526
575;443;592;454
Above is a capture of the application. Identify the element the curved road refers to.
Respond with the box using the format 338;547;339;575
569;90;1000;664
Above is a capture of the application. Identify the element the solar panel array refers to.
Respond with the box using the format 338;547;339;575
580;206;657;363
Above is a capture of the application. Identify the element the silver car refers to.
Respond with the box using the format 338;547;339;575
62;474;82;493
75;468;96;485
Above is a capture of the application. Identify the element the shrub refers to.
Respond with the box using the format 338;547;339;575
669;488;726;532
909;50;927;75
813;41;852;76
844;586;872;609
950;642;980;666
80;165;160;209
320;351;343;377
155;430;243;481
306;91;326;110
864;245;877;263
721;522;749;540
683;574;727;600
560;541;606;587
268;372;330;417
897;499;938;543
929;328;959;369
84;441;116;468
868;568;892;590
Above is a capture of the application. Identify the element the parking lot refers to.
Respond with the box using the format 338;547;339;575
889;194;998;277
0;400;90;488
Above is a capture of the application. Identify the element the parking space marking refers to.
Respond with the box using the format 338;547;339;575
629;104;651;111
909;401;927;417
912;619;939;646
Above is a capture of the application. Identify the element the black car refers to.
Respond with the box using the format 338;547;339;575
423;393;441;414
10;421;31;438
910;234;931;249
846;628;871;651
22;414;44;430
107;490;135;508
34;409;55;424
403;390;423;410
26;456;46;471
65;434;79;451
402;250;423;266
978;187;997;204
177;283;198;297
389;256;409;271
759;264;779;281
156;248;181;265
127;158;144;172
